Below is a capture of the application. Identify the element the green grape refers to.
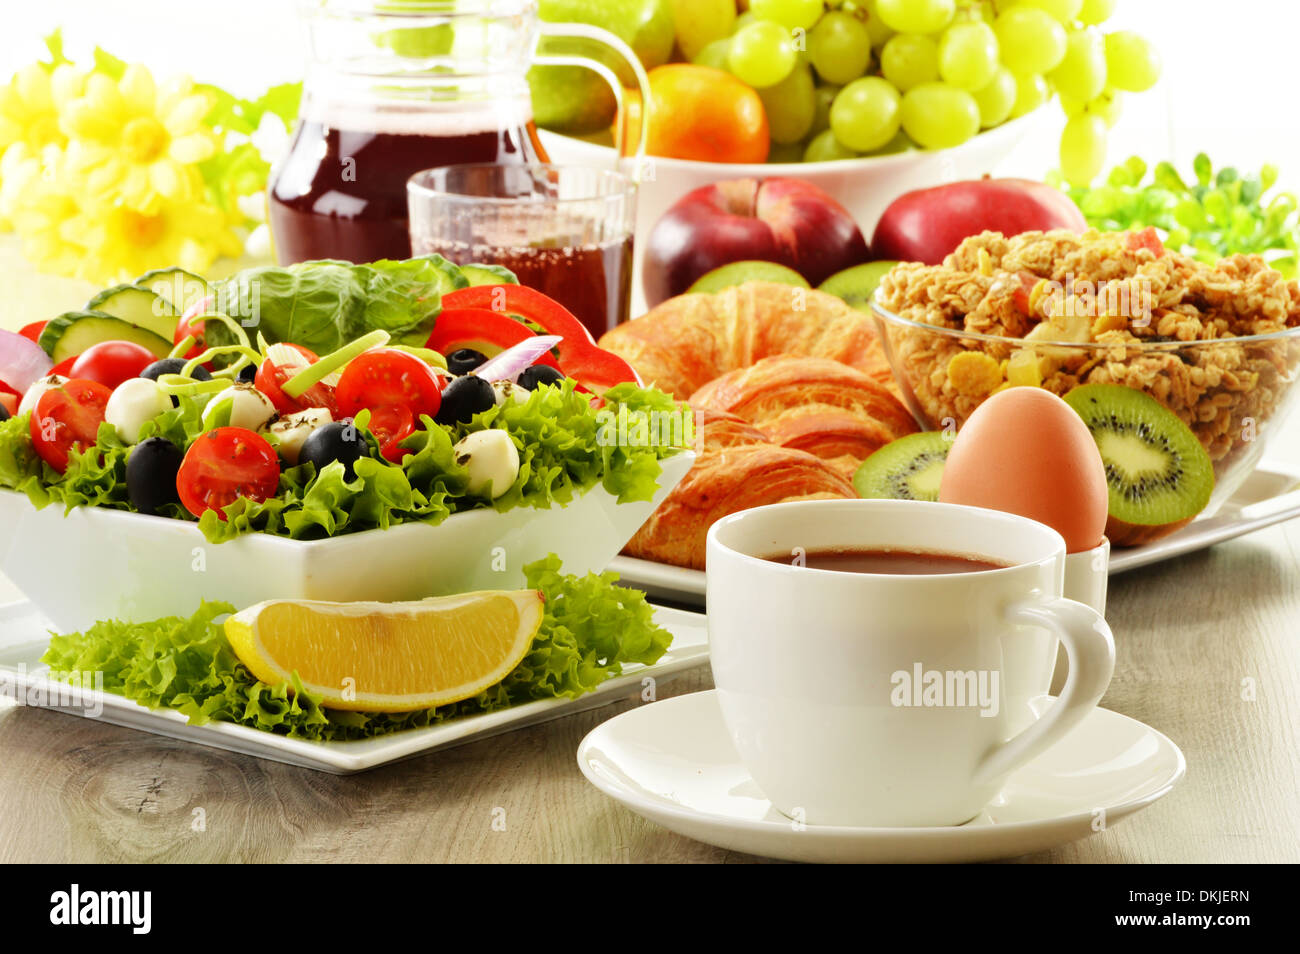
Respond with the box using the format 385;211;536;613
693;37;732;69
1089;87;1123;127
809;11;873;85
805;128;859;162
876;0;954;35
1009;71;1049;118
972;67;1017;128
1011;0;1083;24
810;84;841;136
900;82;980;149
871;131;917;155
1055;90;1086;116
881;34;939;92
994;7;1067;75
728;20;799;88
862;0;896;47
1048;27;1106;102
767;141;807;163
759;62;817;144
671;0;737;62
829;76;902;152
751;0;824;31
1077;0;1117;25
1060;112;1108;185
1104;31;1162;92
937;21;999;92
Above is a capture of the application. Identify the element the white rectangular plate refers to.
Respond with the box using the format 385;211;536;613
0;601;708;775
609;462;1300;606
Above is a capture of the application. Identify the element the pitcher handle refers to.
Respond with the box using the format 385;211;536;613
534;21;651;179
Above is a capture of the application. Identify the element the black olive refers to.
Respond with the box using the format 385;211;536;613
0;401;10;422
435;375;496;426
140;358;213;382
126;437;184;515
445;348;488;375
517;364;565;391
237;363;257;383
300;420;370;481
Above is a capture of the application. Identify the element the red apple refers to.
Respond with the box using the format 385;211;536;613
643;177;870;307
871;178;1087;266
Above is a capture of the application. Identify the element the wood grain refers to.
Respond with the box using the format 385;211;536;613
3;477;1299;864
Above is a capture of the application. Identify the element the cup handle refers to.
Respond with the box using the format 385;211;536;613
534;22;651;174
973;596;1115;785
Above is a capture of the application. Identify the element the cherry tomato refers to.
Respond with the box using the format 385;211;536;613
172;310;208;362
367;404;417;462
29;379;112;473
336;348;443;420
69;340;157;390
176;427;281;519
18;321;46;344
255;343;337;416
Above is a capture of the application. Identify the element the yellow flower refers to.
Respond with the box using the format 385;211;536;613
64;191;244;283
60;64;218;212
0;142;92;277
0;64;87;153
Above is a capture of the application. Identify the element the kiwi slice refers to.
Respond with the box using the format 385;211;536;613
818;261;898;312
687;261;810;294
1063;384;1214;532
853;431;951;501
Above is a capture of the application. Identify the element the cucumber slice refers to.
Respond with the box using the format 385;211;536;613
38;311;174;364
135;267;211;314
85;284;179;342
459;263;519;287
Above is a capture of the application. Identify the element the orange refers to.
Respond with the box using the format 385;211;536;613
615;64;769;164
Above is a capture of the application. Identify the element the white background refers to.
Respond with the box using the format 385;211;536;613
2;0;1295;181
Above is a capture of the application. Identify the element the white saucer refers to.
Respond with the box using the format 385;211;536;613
577;690;1185;863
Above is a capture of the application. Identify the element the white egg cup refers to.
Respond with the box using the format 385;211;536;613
1064;538;1110;617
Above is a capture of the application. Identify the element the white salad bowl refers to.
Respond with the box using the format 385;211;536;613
0;450;693;632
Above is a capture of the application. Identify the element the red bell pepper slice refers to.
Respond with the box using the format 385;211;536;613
18;321;47;344
425;308;560;369
0;379;19;416
438;287;639;393
441;285;596;347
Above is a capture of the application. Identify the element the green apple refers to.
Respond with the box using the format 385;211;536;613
528;0;675;135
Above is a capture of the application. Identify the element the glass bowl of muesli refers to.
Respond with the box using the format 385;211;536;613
872;228;1300;520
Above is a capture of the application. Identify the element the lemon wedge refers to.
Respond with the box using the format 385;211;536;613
224;591;545;712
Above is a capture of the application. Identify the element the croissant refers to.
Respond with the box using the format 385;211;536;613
690;355;918;479
598;281;894;399
624;409;857;570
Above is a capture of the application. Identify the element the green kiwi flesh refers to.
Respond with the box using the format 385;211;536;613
853;431;951;501
1063;383;1214;526
817;260;898;312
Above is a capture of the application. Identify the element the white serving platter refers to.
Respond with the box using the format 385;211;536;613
609;462;1300;606
0;600;708;775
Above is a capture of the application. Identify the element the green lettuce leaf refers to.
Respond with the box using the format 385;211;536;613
39;557;673;741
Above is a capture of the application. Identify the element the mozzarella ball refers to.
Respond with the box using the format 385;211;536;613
203;383;277;432
265;407;334;465
105;378;170;445
17;375;68;417
453;429;520;500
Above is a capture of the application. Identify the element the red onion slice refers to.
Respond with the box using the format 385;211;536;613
0;329;53;394
473;335;563;383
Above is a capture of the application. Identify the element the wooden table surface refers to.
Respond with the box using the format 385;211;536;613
2;472;1299;864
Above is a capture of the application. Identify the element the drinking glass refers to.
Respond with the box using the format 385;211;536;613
408;163;637;338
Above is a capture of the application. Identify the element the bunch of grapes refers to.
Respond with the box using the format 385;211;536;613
675;0;1160;183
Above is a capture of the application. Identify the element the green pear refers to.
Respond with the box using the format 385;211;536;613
529;0;675;135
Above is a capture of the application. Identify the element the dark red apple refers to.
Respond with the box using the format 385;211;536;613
871;177;1087;266
643;177;869;307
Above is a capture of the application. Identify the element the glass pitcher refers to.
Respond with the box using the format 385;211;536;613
268;0;647;265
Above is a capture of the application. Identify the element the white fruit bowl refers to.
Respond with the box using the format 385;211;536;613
0;451;694;632
539;108;1048;316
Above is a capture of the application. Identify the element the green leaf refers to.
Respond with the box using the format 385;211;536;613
92;46;127;80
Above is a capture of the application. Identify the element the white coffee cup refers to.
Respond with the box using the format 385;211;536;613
705;499;1115;828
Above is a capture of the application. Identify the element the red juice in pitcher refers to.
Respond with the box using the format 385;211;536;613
269;103;548;264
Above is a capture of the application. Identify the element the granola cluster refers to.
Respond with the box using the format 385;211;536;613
876;229;1300;470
